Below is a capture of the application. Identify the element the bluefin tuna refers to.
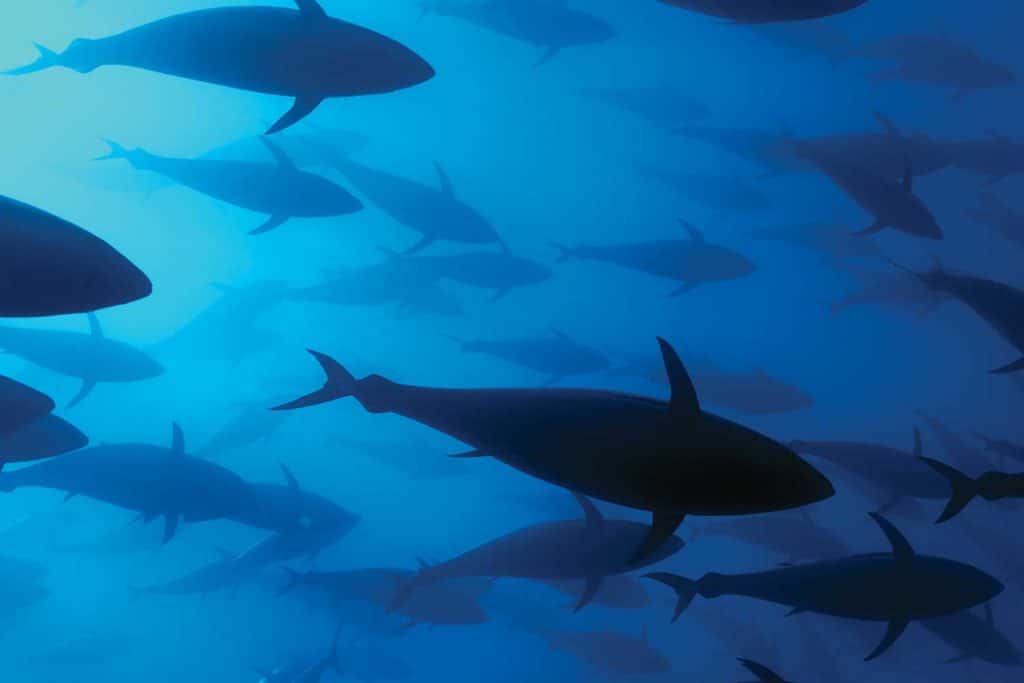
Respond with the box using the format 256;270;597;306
5;1;435;134
275;338;833;562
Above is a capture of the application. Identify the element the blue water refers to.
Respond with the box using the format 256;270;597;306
0;1;1022;681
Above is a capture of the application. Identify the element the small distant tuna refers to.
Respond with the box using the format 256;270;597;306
861;33;1015;100
792;142;943;240
0;423;251;543
422;0;615;66
447;330;611;384
554;220;756;296
646;514;1004;661
96;138;362;235
579;85;711;130
0;195;151;317
893;261;1024;373
388;493;684;612
5;1;435;134
0;313;163;408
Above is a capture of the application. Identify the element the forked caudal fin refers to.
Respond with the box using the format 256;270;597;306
273;350;356;410
642;572;697;623
3;43;61;76
919;457;977;523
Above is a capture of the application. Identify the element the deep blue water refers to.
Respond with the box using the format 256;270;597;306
0;1;1023;681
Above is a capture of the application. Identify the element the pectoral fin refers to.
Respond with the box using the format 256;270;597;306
67;379;97;409
266;96;324;135
628;511;685;564
572;576;603;612
162;513;180;544
249;215;289;235
991;357;1024;374
865;618;909;661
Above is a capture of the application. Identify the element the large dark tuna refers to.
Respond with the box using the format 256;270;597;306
276;338;833;562
5;1;435;134
0;195;151;317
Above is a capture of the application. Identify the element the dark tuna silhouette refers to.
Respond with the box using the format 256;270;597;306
693;512;848;562
386;250;552;300
422;0;615;66
646;514;1004;660
548;628;671;677
97;138;362;235
861;33;1015;100
447;330;611;384
793;143;943;239
4;1;435;134
921;458;1024;523
0;376;55;437
0;195;151;317
322;151;503;253
0;314;163;408
554;220;756;296
750;220;885;265
896;262;1024;374
275;338;833;561
0;424;251;542
229;464;360;542
659;0;870;23
0;415;88;471
791;429;950;514
921;605;1022;667
387;493;684;612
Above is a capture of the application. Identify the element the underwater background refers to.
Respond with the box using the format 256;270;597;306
0;0;1023;681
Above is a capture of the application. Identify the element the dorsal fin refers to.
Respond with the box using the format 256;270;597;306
87;312;104;339
738;658;786;683
170;423;185;456
677;219;705;243
261;137;297;170
870;513;914;558
912;427;922;458
433;162;455;197
872;111;902;138
295;0;327;17
656;338;700;418
902;156;913;192
572;491;604;529
280;463;301;492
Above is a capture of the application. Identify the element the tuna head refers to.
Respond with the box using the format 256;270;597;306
657;338;834;515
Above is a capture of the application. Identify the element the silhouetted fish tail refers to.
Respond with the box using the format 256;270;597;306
920;457;977;523
642;572;698;622
3;43;61;76
273;350;357;410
